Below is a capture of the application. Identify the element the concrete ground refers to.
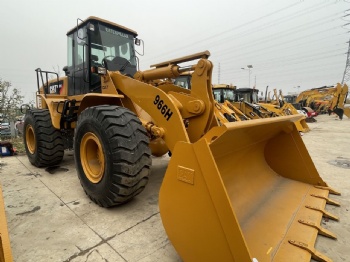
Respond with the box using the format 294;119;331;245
0;114;349;262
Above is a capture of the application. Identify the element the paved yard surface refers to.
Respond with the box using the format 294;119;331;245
0;114;349;262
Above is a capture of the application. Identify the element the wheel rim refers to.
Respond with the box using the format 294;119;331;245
80;132;105;183
26;125;36;154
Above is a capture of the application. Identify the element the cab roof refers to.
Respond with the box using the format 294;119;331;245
236;87;259;92
67;16;138;37
213;84;236;89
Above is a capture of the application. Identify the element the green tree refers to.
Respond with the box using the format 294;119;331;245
0;78;24;122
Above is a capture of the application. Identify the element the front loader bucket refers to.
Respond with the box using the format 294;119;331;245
159;115;339;262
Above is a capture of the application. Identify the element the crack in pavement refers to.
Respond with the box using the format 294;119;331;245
15;206;40;216
62;212;160;262
62;234;118;262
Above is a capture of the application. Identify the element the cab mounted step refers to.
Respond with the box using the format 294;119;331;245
57;99;79;129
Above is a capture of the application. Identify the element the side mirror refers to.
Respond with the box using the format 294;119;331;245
20;104;31;114
135;38;141;46
134;38;144;56
63;66;70;76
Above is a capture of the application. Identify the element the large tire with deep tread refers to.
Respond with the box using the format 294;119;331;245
23;109;64;167
74;105;151;207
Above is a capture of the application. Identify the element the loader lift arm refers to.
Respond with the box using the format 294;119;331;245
99;51;217;151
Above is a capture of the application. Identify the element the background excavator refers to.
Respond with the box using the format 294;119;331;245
327;83;350;119
23;17;340;262
295;83;349;119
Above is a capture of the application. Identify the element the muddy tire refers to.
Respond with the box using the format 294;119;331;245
24;109;64;167
74;105;151;207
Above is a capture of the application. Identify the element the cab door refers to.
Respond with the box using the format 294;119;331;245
66;28;89;95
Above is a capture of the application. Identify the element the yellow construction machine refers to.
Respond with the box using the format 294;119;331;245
295;83;349;119
23;17;340;262
328;83;350;119
299;85;337;114
259;89;310;132
212;84;250;122
296;88;321;106
174;78;249;123
295;85;339;112
232;88;276;119
227;87;309;132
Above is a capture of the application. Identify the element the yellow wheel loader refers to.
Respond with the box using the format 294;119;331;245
259;89;310;133
210;86;309;132
233;88;277;119
24;16;340;262
212;84;250;122
212;86;273;120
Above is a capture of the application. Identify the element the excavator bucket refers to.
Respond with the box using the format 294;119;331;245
159;115;339;262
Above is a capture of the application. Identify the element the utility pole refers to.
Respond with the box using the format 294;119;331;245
342;10;350;84
342;39;350;84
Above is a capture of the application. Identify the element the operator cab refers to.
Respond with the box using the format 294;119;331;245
174;74;192;89
64;17;139;95
284;94;297;104
212;84;236;103
235;88;259;104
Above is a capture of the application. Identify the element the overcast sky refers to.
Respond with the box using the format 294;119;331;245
0;0;349;103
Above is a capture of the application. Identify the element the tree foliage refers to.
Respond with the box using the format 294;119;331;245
0;78;24;122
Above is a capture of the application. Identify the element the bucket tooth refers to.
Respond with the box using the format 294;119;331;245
288;240;332;262
310;194;340;206
298;219;337;239
305;205;339;221
314;185;341;195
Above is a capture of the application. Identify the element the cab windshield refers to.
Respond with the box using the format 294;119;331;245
89;24;136;67
238;93;251;103
222;89;235;102
252;92;259;103
213;88;235;103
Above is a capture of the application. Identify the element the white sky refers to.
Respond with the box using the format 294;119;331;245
0;0;349;103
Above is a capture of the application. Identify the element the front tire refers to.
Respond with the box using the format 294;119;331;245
23;109;64;167
74;105;151;207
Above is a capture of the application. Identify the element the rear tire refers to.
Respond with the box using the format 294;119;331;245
74;105;151;207
23;109;64;167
